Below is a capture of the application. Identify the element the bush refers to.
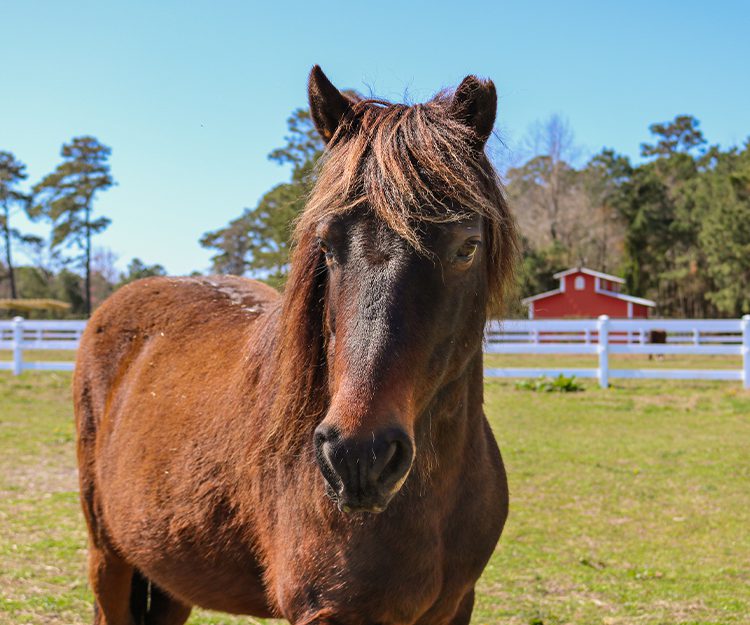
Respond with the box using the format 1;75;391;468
515;374;585;393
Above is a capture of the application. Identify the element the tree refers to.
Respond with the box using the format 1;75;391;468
696;142;750;315
507;115;582;250
89;247;119;306
575;149;631;272
641;115;706;159
0;151;39;298
199;211;253;276
31;136;114;315
201;107;324;288
117;257;167;287
617;115;713;316
614;166;676;302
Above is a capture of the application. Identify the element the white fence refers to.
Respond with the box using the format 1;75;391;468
0;317;84;375
485;315;750;389
2;315;750;388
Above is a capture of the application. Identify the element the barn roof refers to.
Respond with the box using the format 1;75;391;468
521;287;655;307
552;267;625;284
521;288;563;304
521;266;656;308
600;291;656;307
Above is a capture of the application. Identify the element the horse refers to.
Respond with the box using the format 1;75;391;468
74;66;518;625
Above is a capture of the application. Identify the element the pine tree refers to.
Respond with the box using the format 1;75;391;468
31;137;114;315
0;151;38;298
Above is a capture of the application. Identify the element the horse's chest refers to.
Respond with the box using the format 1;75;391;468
273;515;452;624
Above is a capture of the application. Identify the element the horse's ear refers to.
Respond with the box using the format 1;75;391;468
450;76;497;149
308;65;354;144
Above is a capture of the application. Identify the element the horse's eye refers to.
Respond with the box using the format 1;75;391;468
455;237;481;263
319;239;336;265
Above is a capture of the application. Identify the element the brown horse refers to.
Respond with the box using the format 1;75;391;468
74;66;517;625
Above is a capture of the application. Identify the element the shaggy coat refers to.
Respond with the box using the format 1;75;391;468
75;66;517;625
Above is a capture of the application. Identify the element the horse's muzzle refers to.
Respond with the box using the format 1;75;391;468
313;424;414;513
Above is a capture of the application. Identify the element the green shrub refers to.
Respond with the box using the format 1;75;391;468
515;374;585;393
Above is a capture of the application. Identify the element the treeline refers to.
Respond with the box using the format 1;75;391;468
0;257;167;318
4;110;749;320
202;110;750;318
509;114;750;318
0;137;173;317
0;138;116;316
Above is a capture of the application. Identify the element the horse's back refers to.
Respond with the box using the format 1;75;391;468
75;275;278;427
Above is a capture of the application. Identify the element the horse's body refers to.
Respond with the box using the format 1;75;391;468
75;67;517;625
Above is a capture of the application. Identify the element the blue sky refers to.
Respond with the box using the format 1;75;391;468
4;1;749;275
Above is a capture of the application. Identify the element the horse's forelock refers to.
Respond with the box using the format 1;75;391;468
297;91;518;313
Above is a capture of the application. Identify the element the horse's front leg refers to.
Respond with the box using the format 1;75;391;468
447;588;475;625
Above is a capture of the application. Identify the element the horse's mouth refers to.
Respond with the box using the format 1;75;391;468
324;483;390;515
337;499;386;515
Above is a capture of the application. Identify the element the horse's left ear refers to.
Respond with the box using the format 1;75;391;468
308;65;354;144
450;76;497;149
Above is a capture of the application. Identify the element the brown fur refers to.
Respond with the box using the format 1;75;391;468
75;68;517;625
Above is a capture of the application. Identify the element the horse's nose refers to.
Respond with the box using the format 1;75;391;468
313;424;414;513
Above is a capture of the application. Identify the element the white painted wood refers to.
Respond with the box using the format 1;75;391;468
742;315;750;390
21;361;76;371
2;317;748;388
485;368;599;379
19;340;81;350
609;369;742;381
484;316;747;388
0;317;83;375
597;315;610;388
609;319;741;332
12;317;23;376
609;344;741;356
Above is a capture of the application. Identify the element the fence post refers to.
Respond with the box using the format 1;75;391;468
597;315;610;389
12;316;23;376
742;315;750;390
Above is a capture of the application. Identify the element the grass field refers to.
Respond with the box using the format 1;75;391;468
1;365;748;625
2;349;744;371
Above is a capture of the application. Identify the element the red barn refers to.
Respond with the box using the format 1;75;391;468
522;267;656;319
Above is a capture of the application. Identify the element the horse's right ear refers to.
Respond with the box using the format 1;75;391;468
308;65;354;144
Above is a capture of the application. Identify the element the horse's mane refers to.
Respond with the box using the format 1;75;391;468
265;89;518;459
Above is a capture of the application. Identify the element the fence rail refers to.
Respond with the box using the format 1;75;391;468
2;315;750;388
485;315;750;388
0;317;84;375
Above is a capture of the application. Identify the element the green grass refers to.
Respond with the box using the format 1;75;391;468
0;349;77;364
484;352;742;370
1;371;748;624
3;349;742;371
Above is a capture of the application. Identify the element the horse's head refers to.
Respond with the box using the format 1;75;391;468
277;67;516;514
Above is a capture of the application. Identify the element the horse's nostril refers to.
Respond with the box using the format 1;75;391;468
372;428;414;489
314;424;345;494
314;424;414;509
